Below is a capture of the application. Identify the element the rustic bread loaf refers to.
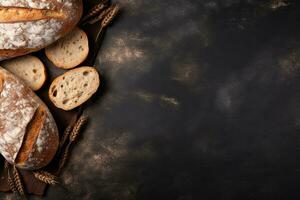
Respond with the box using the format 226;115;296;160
45;27;89;69
49;66;100;110
0;0;83;60
0;67;59;170
1;55;47;91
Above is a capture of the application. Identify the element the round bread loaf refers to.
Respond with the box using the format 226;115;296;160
0;0;83;60
0;67;59;170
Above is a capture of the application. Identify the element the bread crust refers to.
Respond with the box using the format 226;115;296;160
0;0;83;60
0;67;59;170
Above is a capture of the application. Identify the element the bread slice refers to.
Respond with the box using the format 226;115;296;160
49;66;100;110
1;55;46;91
45;27;89;69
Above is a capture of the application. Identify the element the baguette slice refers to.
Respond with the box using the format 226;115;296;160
1;55;46;91
49;66;100;110
45;27;89;69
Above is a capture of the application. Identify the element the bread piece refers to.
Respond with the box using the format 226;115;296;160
45;27;89;69
0;67;59;170
1;55;46;91
0;0;83;60
49;66;100;110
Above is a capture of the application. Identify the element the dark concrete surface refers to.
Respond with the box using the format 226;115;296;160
2;0;300;199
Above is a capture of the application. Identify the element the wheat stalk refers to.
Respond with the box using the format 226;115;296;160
59;124;72;150
101;4;120;28
33;171;59;185
69;115;88;142
57;143;70;173
87;5;112;25
81;0;109;23
12;166;25;197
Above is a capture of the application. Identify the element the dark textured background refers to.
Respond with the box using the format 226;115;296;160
2;0;300;199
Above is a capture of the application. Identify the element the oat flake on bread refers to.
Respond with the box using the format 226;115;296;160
0;0;83;60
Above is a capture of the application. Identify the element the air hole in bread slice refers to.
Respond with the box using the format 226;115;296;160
16;106;46;164
53;90;57;97
83;71;89;76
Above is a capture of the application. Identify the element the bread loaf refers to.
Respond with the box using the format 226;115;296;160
0;67;59;170
0;0;83;60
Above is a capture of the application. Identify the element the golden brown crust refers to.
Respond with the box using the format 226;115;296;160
0;7;66;23
16;106;46;164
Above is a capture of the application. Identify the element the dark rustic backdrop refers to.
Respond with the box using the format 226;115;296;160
2;0;300;199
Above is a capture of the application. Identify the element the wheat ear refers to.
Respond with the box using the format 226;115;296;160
69;115;88;142
101;4;120;28
33;171;59;185
81;0;109;23
7;166;25;200
94;4;120;41
87;5;112;25
12;166;25;197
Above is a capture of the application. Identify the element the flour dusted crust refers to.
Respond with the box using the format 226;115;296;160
0;67;59;170
0;0;83;60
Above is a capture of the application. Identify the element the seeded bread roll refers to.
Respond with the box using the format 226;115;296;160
1;55;46;91
0;0;83;60
49;66;100;110
0;67;59;170
45;27;89;69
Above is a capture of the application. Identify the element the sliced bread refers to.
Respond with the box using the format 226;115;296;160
49;66;100;110
45;27;89;69
1;55;46;91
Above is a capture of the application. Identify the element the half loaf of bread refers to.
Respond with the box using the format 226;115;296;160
0;67;59;170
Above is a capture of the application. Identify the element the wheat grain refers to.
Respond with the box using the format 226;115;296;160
33;171;59;185
81;0;109;23
4;160;9;169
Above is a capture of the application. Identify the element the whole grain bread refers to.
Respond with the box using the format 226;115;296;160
1;55;46;91
49;66;100;110
0;0;83;60
45;27;89;69
0;67;59;170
